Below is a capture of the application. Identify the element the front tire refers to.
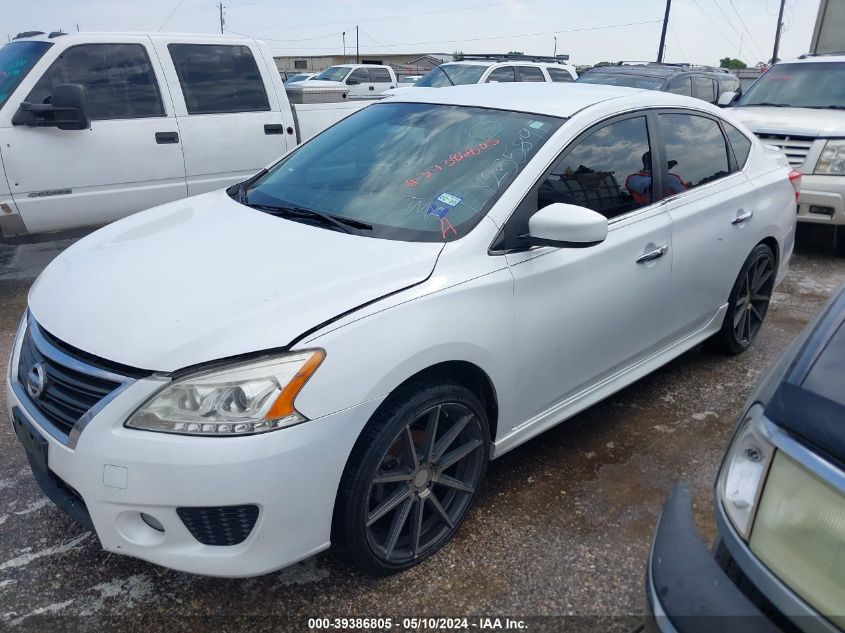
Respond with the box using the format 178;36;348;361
715;243;776;355
332;381;489;575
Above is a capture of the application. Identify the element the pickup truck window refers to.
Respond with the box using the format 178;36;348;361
243;102;562;242
348;69;370;83
0;40;53;110
26;43;164;120
576;72;665;90
517;66;545;82
370;68;392;83
486;67;516;83
738;62;845;109
168;44;270;114
547;67;573;83
314;66;351;82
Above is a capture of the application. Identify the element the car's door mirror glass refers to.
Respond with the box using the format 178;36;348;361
717;91;738;107
527;203;608;246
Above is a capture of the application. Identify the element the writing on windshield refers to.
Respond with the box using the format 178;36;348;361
0;40;53;109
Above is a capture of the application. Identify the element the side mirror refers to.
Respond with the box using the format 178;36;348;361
527;203;608;247
12;83;90;130
717;91;738;107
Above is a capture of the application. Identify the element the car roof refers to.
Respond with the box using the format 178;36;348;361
766;286;845;468
784;54;845;64
443;60;574;69
384;82;704;117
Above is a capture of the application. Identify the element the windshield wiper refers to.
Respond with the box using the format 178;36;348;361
802;104;845;110
245;202;372;234
740;102;791;107
434;64;455;86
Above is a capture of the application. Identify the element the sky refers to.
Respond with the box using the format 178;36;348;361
3;0;820;67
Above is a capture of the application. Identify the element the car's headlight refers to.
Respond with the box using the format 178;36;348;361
717;405;775;540
126;350;324;436
814;139;845;175
750;451;845;628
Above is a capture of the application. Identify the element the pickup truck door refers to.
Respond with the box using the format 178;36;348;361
0;36;187;235
345;68;372;98
369;67;395;94
151;36;295;196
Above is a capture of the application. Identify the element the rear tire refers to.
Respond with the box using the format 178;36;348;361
715;244;776;355
332;381;490;575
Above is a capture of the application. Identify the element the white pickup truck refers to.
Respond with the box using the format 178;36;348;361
0;32;367;242
290;64;398;99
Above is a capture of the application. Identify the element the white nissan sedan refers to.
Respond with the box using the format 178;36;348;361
7;83;798;577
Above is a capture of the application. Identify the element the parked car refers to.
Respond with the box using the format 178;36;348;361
398;75;422;85
725;54;845;254
577;63;741;105
284;72;316;84
8;83;798;578
290;64;397;99
646;284;845;633
381;54;577;96
0;32;368;242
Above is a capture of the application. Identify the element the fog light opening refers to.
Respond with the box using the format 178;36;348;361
140;513;165;533
808;205;834;216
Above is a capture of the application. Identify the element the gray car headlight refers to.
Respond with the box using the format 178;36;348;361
126;350;324;436
814;139;845;175
717;404;775;540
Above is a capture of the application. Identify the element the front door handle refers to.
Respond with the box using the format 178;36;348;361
264;124;284;135
369;85;375;91
155;131;179;144
636;244;669;264
732;210;754;224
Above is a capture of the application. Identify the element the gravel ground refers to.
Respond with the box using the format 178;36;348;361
0;225;842;633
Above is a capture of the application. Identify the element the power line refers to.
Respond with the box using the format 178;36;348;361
727;0;765;60
265;19;664;51
687;0;740;51
668;24;688;62
710;0;743;39
158;0;186;31
360;29;400;54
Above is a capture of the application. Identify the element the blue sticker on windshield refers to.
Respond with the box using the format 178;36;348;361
426;193;462;219
528;121;545;130
437;193;462;207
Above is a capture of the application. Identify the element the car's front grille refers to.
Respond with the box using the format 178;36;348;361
16;321;125;440
755;133;815;167
177;505;260;546
714;540;803;633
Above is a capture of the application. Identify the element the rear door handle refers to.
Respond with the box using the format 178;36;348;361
636;244;669;264
732;210;754;224
264;124;284;135
155;131;179;144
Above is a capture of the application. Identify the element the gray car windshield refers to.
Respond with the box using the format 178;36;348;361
577;72;665;90
0;40;53;110
415;64;488;88
738;62;845;109
243;102;563;242
314;66;350;82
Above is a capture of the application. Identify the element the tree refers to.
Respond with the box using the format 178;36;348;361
719;57;747;69
452;50;464;61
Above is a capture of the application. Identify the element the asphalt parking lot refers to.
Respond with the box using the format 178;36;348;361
0;227;843;632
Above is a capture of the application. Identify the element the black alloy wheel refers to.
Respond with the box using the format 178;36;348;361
717;244;776;354
332;382;489;574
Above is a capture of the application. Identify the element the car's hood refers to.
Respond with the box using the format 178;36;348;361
28;190;443;372
729;106;845;137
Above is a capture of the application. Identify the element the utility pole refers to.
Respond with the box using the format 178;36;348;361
771;0;786;63
553;36;557;57
218;2;225;34
356;25;359;64
343;31;346;59
657;0;672;62
75;23;81;32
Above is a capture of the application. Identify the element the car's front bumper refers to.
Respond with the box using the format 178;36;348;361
797;174;845;226
645;483;782;633
6;350;383;577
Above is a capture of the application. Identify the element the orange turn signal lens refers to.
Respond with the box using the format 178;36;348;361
264;350;325;420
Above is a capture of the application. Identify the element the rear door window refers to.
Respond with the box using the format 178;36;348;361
517;66;546;82
666;76;691;96
692;75;716;102
370;68;392;83
168;44;269;114
658;113;730;191
27;43;164;120
348;68;371;84
486;66;516;83
547;67;573;82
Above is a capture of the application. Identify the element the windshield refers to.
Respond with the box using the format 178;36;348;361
286;74;311;83
415;64;487;88
576;72;665;90
244;102;563;242
738;62;845;109
314;66;351;82
0;40;53;110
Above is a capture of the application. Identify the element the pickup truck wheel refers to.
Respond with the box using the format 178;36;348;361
715;244;775;355
332;382;489;575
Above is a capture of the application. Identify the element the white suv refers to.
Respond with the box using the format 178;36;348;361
726;54;845;253
382;55;577;96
